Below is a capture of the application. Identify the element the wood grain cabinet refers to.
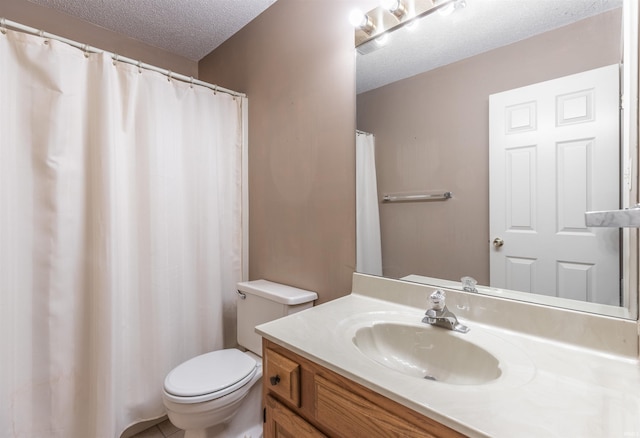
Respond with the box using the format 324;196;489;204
262;339;466;438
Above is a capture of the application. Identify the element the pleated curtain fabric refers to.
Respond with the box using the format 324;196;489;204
0;29;243;437
356;131;383;276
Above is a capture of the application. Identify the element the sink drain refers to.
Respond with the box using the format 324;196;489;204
424;375;437;381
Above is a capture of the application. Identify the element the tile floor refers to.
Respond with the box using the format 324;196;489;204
130;419;184;438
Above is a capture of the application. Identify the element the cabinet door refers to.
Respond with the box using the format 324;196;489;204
265;395;326;438
315;376;449;438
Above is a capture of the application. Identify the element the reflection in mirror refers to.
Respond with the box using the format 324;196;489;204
354;0;638;319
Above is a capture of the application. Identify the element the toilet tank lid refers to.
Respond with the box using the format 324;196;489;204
237;280;318;305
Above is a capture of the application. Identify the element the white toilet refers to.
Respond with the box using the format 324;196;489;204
162;280;317;438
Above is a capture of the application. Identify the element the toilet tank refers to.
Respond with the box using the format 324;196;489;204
237;279;317;356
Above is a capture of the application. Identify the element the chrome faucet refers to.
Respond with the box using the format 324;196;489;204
422;290;470;333
461;276;478;293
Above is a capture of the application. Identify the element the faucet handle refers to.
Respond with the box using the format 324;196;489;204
461;276;478;293
429;290;446;310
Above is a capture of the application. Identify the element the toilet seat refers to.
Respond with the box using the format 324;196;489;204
163;349;258;404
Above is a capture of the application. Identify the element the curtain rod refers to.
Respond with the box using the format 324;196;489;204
0;17;246;99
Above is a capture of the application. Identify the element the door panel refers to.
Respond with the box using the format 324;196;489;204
490;64;620;305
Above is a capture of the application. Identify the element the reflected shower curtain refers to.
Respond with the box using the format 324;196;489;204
0;29;243;437
356;131;382;276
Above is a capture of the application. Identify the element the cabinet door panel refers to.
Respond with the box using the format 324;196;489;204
315;375;442;438
265;395;326;438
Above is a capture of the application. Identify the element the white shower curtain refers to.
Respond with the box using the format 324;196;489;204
356;131;383;276
0;29;243;437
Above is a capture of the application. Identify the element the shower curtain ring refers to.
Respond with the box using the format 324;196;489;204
189;76;194;88
0;18;7;35
137;61;142;74
82;44;90;58
167;71;172;82
113;54;119;66
38;29;49;44
213;85;218;95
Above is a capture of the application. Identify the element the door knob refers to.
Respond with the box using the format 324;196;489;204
493;237;504;248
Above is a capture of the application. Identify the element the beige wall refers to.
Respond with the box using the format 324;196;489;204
0;0;196;77
199;0;371;303
357;9;622;284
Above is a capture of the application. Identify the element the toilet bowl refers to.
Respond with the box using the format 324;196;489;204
163;349;262;438
162;280;317;438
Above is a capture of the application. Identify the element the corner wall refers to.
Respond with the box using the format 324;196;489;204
199;0;369;303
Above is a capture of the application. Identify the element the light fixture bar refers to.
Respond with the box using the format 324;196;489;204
354;0;459;48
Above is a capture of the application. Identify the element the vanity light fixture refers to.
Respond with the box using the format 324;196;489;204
349;9;376;35
381;0;408;20
353;0;466;51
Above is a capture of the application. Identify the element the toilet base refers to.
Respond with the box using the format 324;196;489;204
167;363;263;438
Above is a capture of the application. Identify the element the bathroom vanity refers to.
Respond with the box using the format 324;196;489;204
257;273;640;437
263;339;463;437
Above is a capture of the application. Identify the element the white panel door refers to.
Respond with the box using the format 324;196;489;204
489;64;620;305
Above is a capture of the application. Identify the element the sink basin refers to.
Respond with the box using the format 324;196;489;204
353;322;501;385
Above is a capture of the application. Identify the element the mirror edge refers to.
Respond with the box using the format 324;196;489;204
621;0;639;321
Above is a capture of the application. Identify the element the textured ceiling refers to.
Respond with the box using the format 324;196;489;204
357;0;623;93
24;0;623;89
26;0;278;61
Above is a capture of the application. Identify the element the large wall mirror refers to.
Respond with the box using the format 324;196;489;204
355;0;639;319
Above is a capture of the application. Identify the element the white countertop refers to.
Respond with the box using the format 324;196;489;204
256;274;640;438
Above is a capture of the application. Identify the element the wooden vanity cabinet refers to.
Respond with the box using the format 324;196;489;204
262;339;466;438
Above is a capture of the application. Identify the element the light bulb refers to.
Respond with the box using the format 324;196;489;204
349;9;367;28
349;9;376;34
